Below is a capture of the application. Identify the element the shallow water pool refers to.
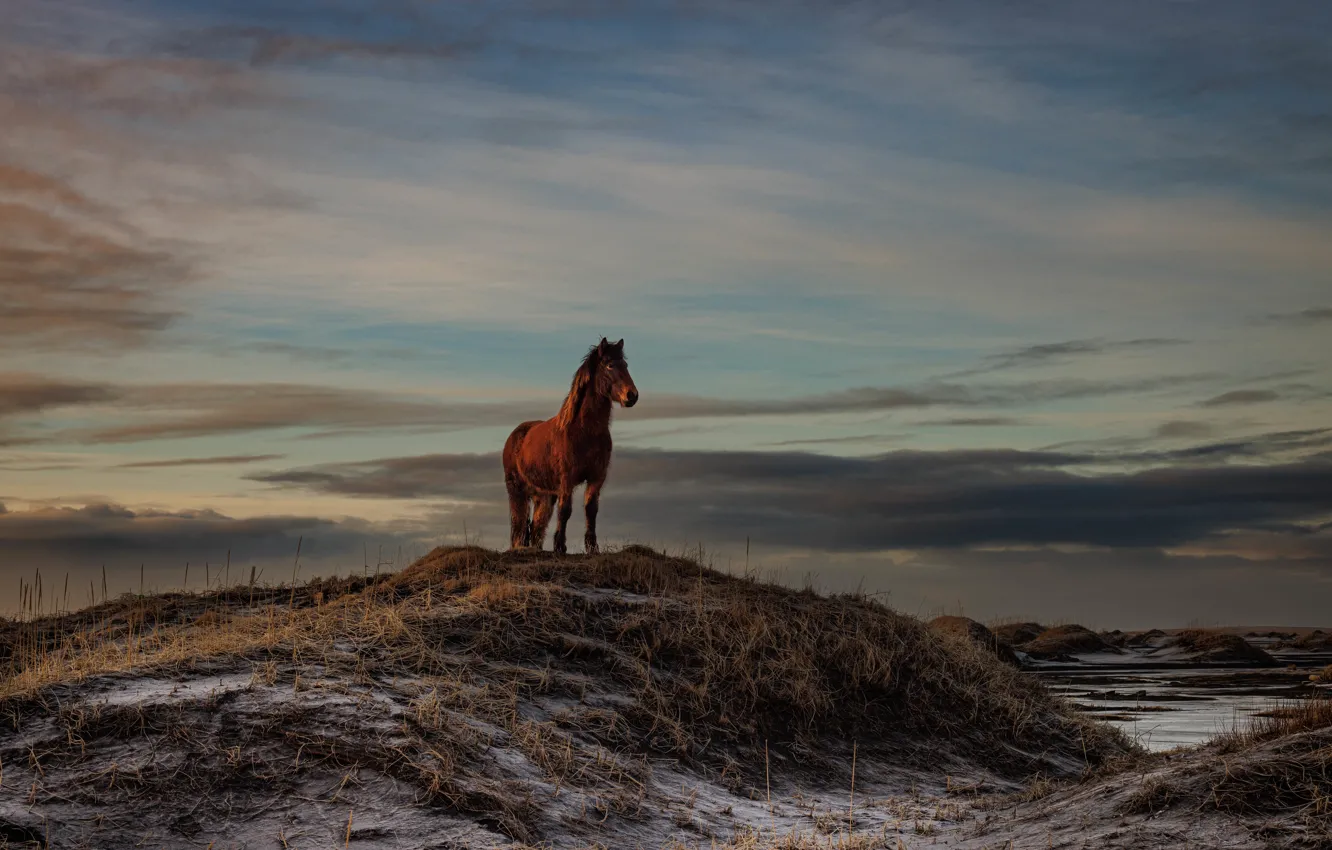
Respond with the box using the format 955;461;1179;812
1036;653;1330;751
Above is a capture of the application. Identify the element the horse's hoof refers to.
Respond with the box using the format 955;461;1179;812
585;543;599;555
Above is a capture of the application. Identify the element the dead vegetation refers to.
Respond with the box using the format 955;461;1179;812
927;616;1020;667
989;621;1045;647
1167;629;1279;666
1117;697;1332;847
1015;624;1117;660
0;545;1130;848
1278;630;1332;651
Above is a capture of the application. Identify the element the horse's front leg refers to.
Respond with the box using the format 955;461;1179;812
583;478;604;555
551;486;575;555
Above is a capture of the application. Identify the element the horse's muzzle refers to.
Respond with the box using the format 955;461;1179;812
623;390;638;408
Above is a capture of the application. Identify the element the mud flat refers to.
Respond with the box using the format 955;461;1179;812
1016;627;1331;752
1040;664;1330;751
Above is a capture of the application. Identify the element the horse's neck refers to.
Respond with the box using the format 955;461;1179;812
556;374;610;434
572;391;611;434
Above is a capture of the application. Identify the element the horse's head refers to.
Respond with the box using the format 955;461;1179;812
594;337;638;408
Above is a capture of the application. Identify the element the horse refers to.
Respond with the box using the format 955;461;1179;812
502;337;638;554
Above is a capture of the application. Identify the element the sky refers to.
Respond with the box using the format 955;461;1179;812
2;0;1330;628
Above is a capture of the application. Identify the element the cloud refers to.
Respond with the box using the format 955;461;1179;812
869;546;1332;631
627;374;1208;422
1154;420;1214;440
1071;427;1332;467
918;417;1026;428
0;374;116;419
4;494;1325;627
900;0;1332;189
251;447;1332;556
947;338;1186;378
0;502;435;610
762;434;906;447
253;452;499;501
1;40;272;121
115;454;286;469
0;31;287;353
1264;307;1332;326
160;26;488;69
1200;389;1281;407
80;384;529;443
0;168;191;349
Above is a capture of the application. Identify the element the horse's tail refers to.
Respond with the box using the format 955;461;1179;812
503;421;542;549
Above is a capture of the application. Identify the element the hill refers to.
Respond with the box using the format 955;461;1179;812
0;545;1129;848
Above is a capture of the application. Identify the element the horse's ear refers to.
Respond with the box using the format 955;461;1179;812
597;337;609;352
613;338;624;351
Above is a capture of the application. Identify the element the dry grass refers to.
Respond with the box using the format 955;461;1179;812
988;621;1045;647
928;616;1020;667
1118;697;1332;845
1017;624;1113;658
0;545;1132;847
1278;631;1332;651
1214;696;1332;751
659;827;912;849
1168;629;1277;665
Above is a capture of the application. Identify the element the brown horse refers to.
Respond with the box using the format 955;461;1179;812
502;337;638;554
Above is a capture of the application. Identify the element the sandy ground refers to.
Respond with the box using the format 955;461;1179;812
1;644;1321;849
1;548;1325;850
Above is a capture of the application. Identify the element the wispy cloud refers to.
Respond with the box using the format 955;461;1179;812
0;373;116;419
80;384;540;443
1154;420;1214;439
1073;428;1332;467
917;417;1026;428
0;166;190;349
158;23;494;69
1200;389;1281;407
762;434;906;447
115;454;286;469
946;338;1186;378
1263;307;1332;326
0;27;287;352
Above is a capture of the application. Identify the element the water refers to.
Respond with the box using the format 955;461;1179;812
1035;643;1332;751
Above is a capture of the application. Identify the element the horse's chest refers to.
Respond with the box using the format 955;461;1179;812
568;433;611;480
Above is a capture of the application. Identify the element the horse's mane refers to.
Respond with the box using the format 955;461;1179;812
554;344;602;431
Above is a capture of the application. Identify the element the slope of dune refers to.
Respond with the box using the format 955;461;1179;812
0;545;1130;849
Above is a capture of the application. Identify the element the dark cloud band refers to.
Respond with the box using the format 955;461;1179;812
249;447;1332;555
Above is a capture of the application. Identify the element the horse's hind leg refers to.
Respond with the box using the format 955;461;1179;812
529;495;556;551
552;488;574;555
505;472;531;550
